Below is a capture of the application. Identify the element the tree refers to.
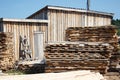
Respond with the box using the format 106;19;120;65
112;19;120;35
112;19;120;26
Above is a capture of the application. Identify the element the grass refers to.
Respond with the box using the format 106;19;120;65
4;69;25;75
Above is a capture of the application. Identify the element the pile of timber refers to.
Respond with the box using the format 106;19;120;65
109;53;120;70
45;25;119;73
65;25;117;42
45;42;113;73
65;25;119;71
0;32;14;71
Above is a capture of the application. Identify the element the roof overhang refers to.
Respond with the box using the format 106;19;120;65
27;5;114;18
0;18;48;23
47;5;114;17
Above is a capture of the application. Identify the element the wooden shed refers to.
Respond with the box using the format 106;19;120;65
0;5;114;61
27;5;113;42
0;18;48;60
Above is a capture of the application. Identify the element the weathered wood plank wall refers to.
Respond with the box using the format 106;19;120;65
2;22;47;60
48;9;112;42
27;6;112;42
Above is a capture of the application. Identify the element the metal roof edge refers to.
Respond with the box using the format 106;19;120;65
0;18;48;23
27;5;113;19
47;5;114;16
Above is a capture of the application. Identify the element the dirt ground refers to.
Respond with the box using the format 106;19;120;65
0;71;120;80
104;76;120;80
0;70;104;80
104;72;120;80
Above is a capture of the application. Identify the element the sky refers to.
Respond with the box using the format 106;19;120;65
0;0;119;19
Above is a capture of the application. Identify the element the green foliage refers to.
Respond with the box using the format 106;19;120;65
112;19;120;35
112;19;120;26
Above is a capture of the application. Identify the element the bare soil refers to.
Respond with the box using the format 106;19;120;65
104;72;120;80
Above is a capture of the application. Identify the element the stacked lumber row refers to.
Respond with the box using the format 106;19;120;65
0;32;14;71
65;26;117;42
109;53;120;69
65;25;119;71
45;60;109;74
45;42;113;73
109;47;119;69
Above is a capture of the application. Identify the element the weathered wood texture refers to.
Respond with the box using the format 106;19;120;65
3;22;48;60
47;9;112;42
27;6;112;42
65;25;119;70
109;53;120;69
0;32;15;71
65;25;117;42
44;26;119;73
45;43;112;73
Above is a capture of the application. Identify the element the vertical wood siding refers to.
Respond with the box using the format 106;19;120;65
28;8;112;42
3;22;47;60
47;9;112;42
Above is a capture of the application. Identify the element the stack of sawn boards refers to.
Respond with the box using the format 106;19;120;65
65;26;117;42
0;32;14;71
65;25;119;70
45;25;119;73
45;42;113;73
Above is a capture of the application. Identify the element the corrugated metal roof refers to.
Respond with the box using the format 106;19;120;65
27;5;114;19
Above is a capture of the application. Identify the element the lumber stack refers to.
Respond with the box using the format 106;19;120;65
65;25;119;71
65;26;117;42
0;32;14;71
109;53;119;69
45;25;119;73
45;42;113;73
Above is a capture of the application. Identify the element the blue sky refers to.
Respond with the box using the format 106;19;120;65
0;0;119;19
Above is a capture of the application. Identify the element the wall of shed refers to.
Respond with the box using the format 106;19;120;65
28;9;112;42
3;22;48;60
47;9;112;42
